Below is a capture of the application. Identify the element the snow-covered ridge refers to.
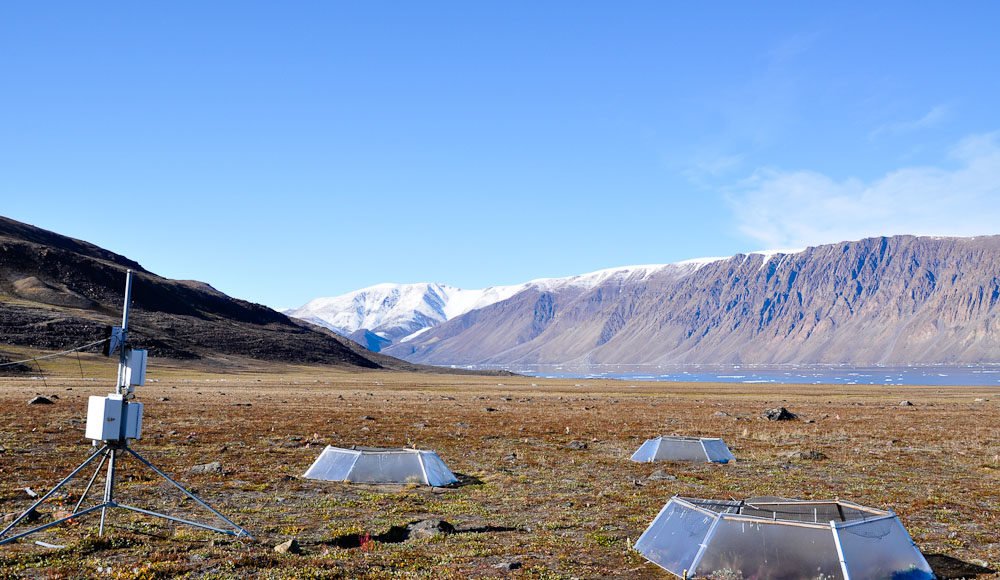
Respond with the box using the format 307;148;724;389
285;250;805;349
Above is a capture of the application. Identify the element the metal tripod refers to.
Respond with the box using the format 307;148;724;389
0;270;252;546
0;440;253;546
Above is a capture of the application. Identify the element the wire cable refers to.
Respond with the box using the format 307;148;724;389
0;338;110;368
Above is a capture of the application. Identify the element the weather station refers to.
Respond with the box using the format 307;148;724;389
0;270;252;546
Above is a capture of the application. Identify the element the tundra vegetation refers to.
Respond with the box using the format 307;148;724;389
0;353;997;578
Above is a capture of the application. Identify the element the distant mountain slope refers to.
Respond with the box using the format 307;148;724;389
381;236;1000;366
285;263;719;352
0;215;400;369
284;282;529;349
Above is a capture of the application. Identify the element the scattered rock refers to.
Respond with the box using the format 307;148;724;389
782;450;828;461
713;411;730;417
360;415;375;421
483;407;498;412
974;398;986;402
0;446;5;454
648;470;677;481
899;400;914;407
502;453;517;462
412;422;427;428
159;397;170;402
566;440;588;450
455;422;470;428
4;509;40;523
764;407;797;421
274;538;301;555
406;518;455;540
51;510;74;521
28;396;54;405
493;561;522;571
189;461;222;475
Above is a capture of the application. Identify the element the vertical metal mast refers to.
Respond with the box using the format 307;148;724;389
0;267;253;545
115;270;133;396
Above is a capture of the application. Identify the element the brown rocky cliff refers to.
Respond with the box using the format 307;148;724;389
387;236;1000;365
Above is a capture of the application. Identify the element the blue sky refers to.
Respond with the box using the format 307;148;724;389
2;2;999;308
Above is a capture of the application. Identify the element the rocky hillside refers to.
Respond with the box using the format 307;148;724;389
0;216;411;370
384;236;1000;365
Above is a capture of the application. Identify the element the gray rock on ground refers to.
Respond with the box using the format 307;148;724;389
782;450;828;461
764;407;797;421
406;518;455;540
274;538;301;554
190;461;222;474
28;396;54;405
493;561;522;571
648;469;678;481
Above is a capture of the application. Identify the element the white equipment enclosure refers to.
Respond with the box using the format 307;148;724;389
635;496;934;579
304;446;458;486
631;436;736;464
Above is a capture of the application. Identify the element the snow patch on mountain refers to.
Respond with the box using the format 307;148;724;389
285;251;805;350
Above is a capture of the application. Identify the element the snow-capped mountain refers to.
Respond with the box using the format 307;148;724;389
284;282;529;349
284;259;732;351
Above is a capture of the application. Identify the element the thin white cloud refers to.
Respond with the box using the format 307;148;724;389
727;132;1000;248
869;104;950;139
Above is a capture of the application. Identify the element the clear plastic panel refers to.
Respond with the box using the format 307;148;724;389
348;451;427;484
836;518;934;580
303;447;360;481
631;438;660;462
657;438;710;461
700;439;736;463
419;452;458;486
694;518;843;579
635;499;716;576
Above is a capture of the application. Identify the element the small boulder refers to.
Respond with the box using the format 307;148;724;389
28;396;54;405
4;509;40;523
566;440;588;450
51;510;74;521
360;415;375;421
899;400;914;407
406;518;455;540
764;407;797;421
274;538;301;554
648;470;677;481
190;461;222;475
483;407;498;412
782;450;827;461
493;561;522;571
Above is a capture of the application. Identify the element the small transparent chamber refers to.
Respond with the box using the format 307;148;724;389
303;446;458;486
631;436;736;464
635;496;934;579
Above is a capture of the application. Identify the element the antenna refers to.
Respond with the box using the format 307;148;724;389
0;269;252;546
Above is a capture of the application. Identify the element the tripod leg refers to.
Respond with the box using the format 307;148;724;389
124;447;253;539
74;448;110;514
0;504;108;546
99;448;117;536
115;504;243;536
0;445;108;540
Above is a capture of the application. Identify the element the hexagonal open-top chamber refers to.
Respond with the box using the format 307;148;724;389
303;446;458;486
631;436;736;464
635;496;933;579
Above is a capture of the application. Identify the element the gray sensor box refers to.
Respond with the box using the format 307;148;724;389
85;394;143;442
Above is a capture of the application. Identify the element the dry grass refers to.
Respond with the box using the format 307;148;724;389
0;355;997;578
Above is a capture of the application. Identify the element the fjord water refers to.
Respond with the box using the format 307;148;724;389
471;364;1000;386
